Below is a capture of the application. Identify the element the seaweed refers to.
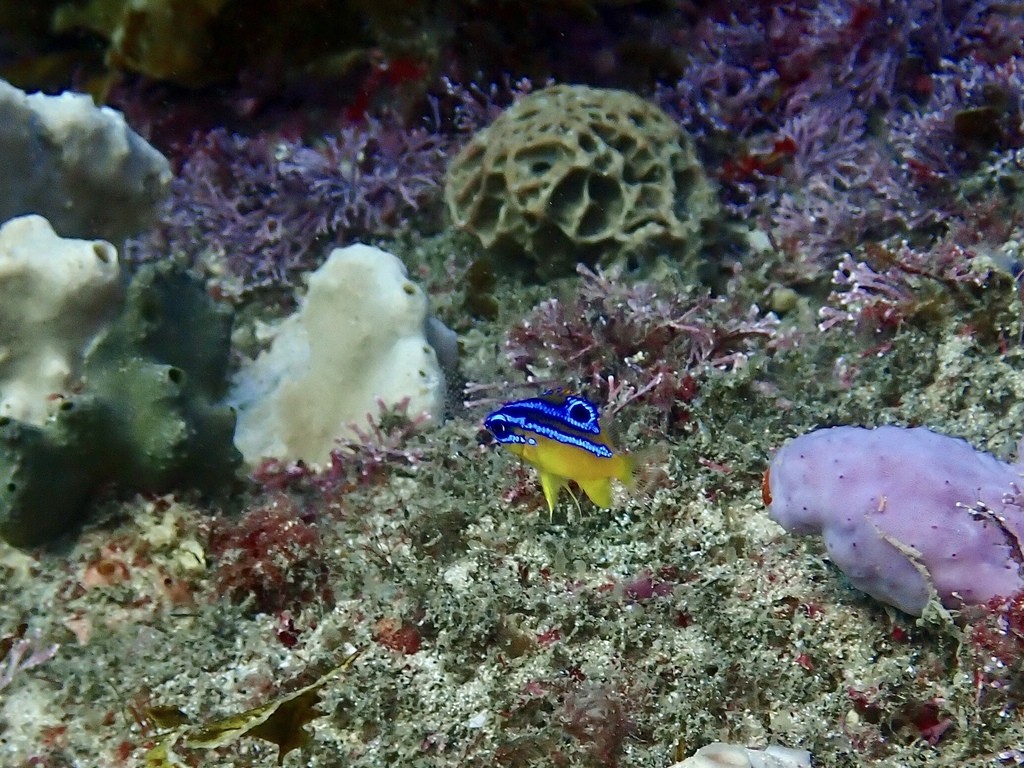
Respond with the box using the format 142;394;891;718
145;650;362;766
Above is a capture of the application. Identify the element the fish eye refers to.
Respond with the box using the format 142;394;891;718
488;420;510;438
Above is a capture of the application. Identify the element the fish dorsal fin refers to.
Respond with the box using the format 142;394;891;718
601;416;624;451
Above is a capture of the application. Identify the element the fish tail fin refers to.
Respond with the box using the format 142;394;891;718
621;444;670;500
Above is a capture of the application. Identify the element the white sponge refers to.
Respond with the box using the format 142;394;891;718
231;243;445;466
0;215;122;425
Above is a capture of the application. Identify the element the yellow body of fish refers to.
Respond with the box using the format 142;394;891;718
505;436;636;512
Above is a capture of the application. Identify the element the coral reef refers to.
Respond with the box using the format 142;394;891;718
0;262;239;547
445;84;717;279
7;3;1024;768
0;78;170;242
6;279;1024;763
231;243;446;466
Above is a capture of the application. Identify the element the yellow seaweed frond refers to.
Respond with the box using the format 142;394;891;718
145;649;362;767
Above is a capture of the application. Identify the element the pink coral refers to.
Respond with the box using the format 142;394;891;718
766;425;1024;615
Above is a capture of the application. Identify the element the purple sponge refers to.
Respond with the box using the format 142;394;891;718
765;426;1024;615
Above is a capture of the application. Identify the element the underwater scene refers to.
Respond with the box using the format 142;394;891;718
2;2;1024;766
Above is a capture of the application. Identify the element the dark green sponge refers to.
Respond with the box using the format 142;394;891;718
0;263;241;547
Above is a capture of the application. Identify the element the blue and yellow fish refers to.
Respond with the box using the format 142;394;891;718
484;391;639;513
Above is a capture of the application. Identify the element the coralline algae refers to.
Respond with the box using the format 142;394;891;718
765;425;1024;615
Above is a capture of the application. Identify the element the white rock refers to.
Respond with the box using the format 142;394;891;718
0;79;170;241
0;215;122;425
231;243;445;465
670;743;813;768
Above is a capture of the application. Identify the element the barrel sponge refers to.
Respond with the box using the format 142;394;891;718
444;84;717;279
0;215;122;426
766;425;1024;616
0;78;171;242
231;243;446;466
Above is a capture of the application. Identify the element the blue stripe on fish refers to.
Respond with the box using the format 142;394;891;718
515;394;602;434
484;393;613;459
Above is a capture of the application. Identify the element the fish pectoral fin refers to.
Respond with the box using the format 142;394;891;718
577;478;614;508
539;472;567;514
